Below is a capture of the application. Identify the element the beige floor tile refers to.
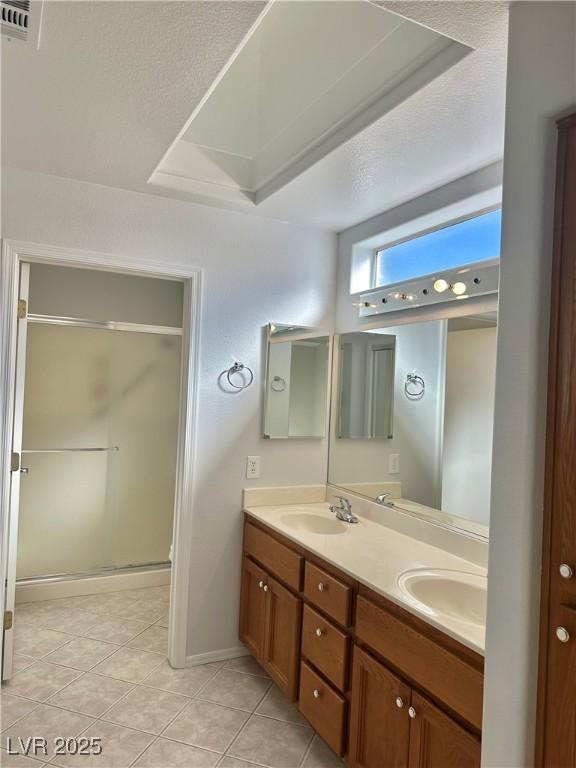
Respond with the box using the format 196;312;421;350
126;627;167;655
301;735;343;767
43;638;120;672
47;673;132;717
102;685;187;735
1;704;93;758
76;594;137;617
12;656;37;675
142;661;221;698
162;700;249;753
82;618;149;645
91;648;164;684
2;662;81;703
218;758;260;768
198;670;270;712
13;626;71;659
134;738;219;767
255;686;307;726
223;657;269;679
35;610;101;636
50;720;153;768
227;716;313;768
153;611;169;629
0;749;45;766
108;601;164;624
16;600;72;618
0;693;38;730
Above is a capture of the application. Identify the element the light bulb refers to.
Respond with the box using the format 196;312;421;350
451;281;467;295
433;279;449;293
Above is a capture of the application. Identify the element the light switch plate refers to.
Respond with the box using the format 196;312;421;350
389;453;400;474
246;456;261;479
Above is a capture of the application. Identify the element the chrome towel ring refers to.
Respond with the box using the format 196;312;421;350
226;362;254;391
404;373;425;400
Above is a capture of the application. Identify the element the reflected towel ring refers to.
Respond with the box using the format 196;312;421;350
404;373;425;400
226;362;254;390
271;375;286;392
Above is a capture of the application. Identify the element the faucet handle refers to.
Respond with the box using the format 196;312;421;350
334;495;351;512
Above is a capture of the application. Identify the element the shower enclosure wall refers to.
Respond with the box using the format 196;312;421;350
16;264;183;583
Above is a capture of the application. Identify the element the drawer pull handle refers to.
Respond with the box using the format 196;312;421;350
559;564;573;579
556;626;570;643
263;585;269;593
313;689;321;699
258;581;264;589
318;582;326;592
315;628;324;637
408;706;417;719
395;697;404;709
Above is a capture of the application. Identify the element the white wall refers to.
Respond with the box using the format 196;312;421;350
482;4;576;766
1;167;336;658
441;327;497;526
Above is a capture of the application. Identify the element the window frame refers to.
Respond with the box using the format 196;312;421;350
370;204;502;291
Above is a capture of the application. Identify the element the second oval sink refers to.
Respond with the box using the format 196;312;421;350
280;512;348;535
398;568;487;626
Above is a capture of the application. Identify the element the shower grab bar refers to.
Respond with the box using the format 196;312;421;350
21;447;120;453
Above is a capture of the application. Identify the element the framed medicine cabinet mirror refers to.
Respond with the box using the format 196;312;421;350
328;312;498;537
263;324;330;439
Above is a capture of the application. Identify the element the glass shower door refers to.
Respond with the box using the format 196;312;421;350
17;322;182;579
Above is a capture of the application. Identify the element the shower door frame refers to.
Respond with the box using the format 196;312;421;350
0;239;202;674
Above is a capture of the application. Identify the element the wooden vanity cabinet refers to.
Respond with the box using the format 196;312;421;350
240;516;483;765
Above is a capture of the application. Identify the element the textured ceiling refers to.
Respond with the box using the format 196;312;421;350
1;1;508;232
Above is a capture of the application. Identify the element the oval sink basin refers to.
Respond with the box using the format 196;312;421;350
398;568;487;626
280;512;348;535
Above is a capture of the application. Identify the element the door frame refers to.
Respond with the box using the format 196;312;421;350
0;239;202;670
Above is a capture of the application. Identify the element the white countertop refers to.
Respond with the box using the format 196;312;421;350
244;502;487;655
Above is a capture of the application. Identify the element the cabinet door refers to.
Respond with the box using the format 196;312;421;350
263;575;301;699
408;692;480;768
239;556;267;660
348;646;411;768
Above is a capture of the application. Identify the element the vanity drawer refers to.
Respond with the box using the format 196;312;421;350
304;561;352;626
355;595;483;730
301;604;349;690
299;661;347;756
244;521;303;592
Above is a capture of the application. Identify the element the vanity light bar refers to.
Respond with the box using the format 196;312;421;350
355;259;499;317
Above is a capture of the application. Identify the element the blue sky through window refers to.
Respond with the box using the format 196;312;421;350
375;208;502;287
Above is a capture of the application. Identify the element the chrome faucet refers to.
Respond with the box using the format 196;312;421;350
329;496;358;524
376;492;394;507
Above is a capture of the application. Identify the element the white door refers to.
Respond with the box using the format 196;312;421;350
2;263;30;680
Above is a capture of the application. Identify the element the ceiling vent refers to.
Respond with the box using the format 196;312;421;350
1;0;43;47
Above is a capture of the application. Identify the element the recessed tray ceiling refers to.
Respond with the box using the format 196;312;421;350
150;0;472;206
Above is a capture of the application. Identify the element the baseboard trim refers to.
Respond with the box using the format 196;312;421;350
185;646;249;668
16;567;171;603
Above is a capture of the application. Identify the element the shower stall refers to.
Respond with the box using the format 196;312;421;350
15;263;183;585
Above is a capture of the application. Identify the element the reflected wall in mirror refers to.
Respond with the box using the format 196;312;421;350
337;332;395;439
264;324;330;438
328;312;497;533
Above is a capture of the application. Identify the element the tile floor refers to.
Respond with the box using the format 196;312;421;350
0;587;341;768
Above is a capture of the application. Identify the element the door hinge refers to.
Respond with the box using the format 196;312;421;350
17;299;27;320
3;611;13;631
10;452;20;472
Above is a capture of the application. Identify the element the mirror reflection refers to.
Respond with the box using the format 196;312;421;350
328;312;497;532
264;324;330;439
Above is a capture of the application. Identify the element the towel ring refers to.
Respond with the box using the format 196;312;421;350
226;362;254;390
404;373;425;400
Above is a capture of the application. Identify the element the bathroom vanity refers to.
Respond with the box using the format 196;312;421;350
239;503;484;767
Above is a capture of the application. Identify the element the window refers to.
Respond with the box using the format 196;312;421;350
374;208;501;288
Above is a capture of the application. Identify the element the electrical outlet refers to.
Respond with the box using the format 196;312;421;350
246;455;260;479
389;453;400;474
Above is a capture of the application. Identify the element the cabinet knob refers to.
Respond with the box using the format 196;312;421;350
318;582;325;592
395;697;404;709
559;564;574;579
263;585;269;593
408;706;417;719
315;628;324;637
258;581;264;589
313;689;321;699
556;626;570;643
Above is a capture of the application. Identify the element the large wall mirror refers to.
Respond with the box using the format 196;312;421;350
328;312;497;534
264;324;330;439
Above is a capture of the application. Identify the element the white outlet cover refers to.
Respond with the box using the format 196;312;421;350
247;455;261;479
